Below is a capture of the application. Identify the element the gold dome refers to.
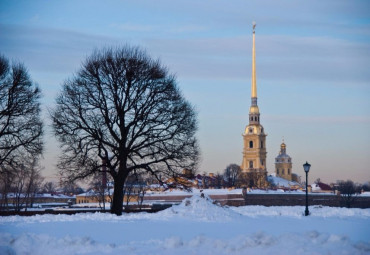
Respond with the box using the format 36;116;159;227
249;105;260;114
281;142;286;149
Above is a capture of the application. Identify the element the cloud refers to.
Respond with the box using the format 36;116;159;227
265;114;370;125
1;23;369;88
144;34;370;84
111;23;155;32
111;22;207;34
0;24;121;73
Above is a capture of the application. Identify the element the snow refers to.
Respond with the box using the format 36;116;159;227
157;194;243;222
1;194;369;254
268;174;301;188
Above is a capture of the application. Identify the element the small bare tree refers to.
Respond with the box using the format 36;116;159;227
8;156;43;211
337;180;360;208
0;168;13;211
89;177;108;210
43;181;57;194
237;170;267;189
51;46;199;215
223;164;241;187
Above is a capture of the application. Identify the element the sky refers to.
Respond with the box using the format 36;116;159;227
0;0;369;184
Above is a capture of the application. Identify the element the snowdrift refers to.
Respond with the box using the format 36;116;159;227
158;193;242;222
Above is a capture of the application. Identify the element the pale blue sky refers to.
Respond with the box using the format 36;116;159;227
1;0;369;184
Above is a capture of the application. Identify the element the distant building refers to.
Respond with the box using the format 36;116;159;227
240;23;268;188
275;141;293;181
311;182;333;193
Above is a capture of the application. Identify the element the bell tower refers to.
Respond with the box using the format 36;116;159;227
275;140;293;181
240;22;267;188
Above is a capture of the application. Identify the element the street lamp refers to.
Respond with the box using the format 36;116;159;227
303;161;311;216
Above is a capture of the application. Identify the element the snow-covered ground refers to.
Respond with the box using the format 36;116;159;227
1;195;369;255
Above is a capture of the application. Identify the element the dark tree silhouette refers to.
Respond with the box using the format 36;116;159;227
337;180;360;208
51;46;199;215
223;164;241;187
0;54;43;170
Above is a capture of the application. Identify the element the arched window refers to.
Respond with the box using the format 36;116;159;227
288;169;290;174
260;141;263;148
249;161;253;168
277;169;279;174
249;141;253;148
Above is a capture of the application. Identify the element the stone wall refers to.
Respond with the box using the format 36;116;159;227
144;193;370;208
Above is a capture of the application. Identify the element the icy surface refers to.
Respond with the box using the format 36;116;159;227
1;194;369;255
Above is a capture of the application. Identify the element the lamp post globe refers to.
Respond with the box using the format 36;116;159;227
303;161;311;216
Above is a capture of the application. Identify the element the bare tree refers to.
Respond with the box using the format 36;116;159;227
23;159;44;210
0;169;13;211
51;46;199;215
60;181;84;196
337;180;360;208
223;164;241;187
0;54;43;169
43;181;57;194
214;173;223;189
89;175;110;210
121;171;147;210
237;170;267;189
6;155;43;211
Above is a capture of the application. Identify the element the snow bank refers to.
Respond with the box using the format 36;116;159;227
157;194;242;222
232;205;370;219
1;231;369;255
2;201;369;225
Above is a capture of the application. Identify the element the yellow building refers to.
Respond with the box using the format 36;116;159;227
76;190;139;204
240;23;268;188
275;141;293;181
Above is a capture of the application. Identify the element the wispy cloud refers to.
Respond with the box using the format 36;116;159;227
265;114;370;125
111;22;207;34
111;22;155;32
0;24;120;73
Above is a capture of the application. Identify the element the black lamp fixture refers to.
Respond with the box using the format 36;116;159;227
303;161;311;216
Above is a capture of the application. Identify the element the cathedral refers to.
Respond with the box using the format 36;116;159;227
240;23;299;188
240;23;268;188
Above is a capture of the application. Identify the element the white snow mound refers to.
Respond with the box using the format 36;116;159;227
158;193;242;222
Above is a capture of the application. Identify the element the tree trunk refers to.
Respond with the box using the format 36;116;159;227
111;177;124;215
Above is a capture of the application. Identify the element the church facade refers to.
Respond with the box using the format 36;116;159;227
240;23;268;188
275;141;292;181
275;141;299;182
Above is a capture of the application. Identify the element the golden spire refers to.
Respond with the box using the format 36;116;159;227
251;21;257;98
249;21;259;118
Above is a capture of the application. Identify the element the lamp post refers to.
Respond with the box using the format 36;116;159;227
303;161;311;216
